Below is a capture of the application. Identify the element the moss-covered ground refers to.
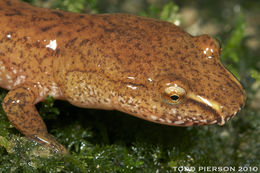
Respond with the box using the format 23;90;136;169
0;0;259;172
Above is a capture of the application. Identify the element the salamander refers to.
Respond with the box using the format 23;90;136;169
0;0;246;153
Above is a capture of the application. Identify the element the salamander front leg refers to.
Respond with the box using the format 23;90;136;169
2;86;66;154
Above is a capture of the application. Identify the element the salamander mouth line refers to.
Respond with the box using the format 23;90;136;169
148;93;242;126
149;107;241;126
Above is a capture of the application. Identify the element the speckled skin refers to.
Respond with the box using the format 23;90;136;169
0;0;246;153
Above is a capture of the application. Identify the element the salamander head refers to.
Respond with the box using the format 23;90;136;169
114;34;246;126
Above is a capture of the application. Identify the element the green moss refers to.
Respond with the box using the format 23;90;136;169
251;69;260;81
221;14;246;79
140;2;180;24
159;2;180;24
50;0;99;13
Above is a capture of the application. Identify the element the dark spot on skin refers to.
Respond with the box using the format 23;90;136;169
79;15;85;19
5;12;20;16
89;20;94;27
41;26;51;32
103;27;115;33
31;16;55;22
41;24;57;32
164;53;170;58
77;26;89;33
5;1;12;6
160;114;166;119
5;9;22;16
65;38;78;48
30;15;37;22
57;31;63;36
135;43;142;50
53;48;61;57
108;21;116;27
87;50;91;56
26;43;32;49
146;53;150;56
226;81;232;88
63;22;72;25
188;110;197;113
33;41;41;48
51;11;64;18
23;36;28;41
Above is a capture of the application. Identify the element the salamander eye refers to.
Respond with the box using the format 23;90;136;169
170;95;179;101
162;85;186;104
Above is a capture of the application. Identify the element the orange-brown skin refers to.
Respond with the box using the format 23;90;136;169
0;0;246;153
